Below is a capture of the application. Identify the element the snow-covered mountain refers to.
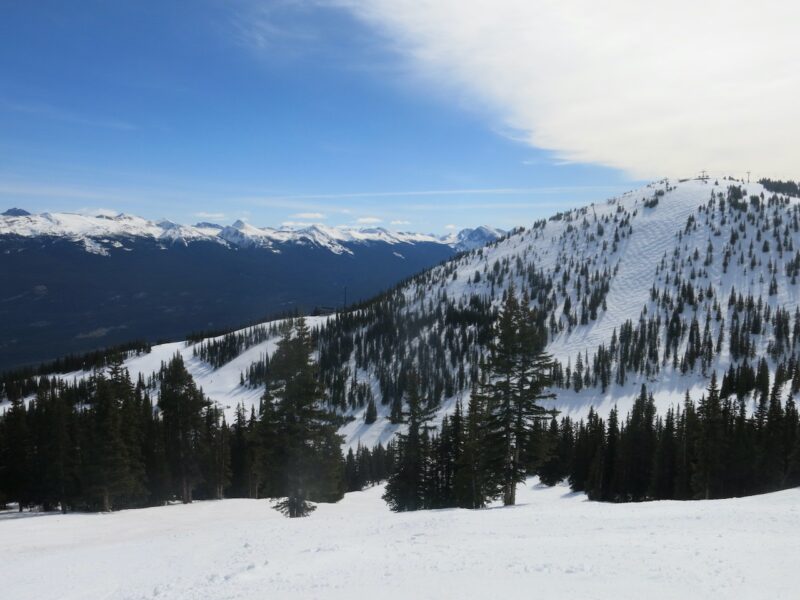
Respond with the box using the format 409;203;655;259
0;212;503;370
0;209;500;256
445;225;507;252
25;176;800;451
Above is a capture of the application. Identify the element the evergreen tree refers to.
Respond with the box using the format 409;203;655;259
364;398;378;424
481;288;554;505
536;417;570;486
587;406;619;501
200;407;230;500
229;404;255;498
159;354;209;503
264;318;344;517
82;374;135;511
0;396;31;510
649;408;677;499
383;372;435;512
621;386;657;500
693;373;725;499
453;388;490;508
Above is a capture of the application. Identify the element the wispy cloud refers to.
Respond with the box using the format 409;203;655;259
289;211;326;219
229;0;322;60
444;224;458;230
339;1;800;178
251;185;621;202
75;207;120;217
194;211;226;220
0;100;136;131
390;219;411;225
356;216;382;224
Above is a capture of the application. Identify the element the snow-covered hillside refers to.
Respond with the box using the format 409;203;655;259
2;477;798;600
20;176;800;450
0;208;501;255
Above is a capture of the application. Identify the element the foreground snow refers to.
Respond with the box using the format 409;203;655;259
2;480;798;600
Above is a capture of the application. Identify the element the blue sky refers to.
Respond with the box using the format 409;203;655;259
1;1;648;232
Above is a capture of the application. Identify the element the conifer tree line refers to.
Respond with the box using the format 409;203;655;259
384;289;557;510
382;291;800;512
192;319;295;369
0;319;385;517
385;373;800;511
563;373;800;501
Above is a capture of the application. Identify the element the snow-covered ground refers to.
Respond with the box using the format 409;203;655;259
2;479;798;600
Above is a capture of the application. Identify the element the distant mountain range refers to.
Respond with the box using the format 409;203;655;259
0;209;503;370
0;208;503;254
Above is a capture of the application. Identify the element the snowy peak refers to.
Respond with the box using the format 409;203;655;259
449;225;506;251
0;209;502;255
2;207;31;217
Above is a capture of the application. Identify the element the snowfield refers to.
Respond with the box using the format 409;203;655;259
2;479;798;600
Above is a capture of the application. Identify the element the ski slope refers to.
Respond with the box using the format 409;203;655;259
1;478;798;600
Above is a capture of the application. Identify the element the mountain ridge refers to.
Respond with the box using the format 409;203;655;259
0;211;503;369
0;210;503;254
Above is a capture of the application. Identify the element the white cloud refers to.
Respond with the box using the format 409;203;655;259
339;1;800;178
76;207;120;217
194;211;226;220
444;224;458;230
356;216;382;224
289;212;326;219
391;219;411;225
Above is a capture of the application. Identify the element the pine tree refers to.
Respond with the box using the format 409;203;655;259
482;288;554;505
344;448;360;492
453;388;490;508
200;407;230;500
537;417;569;486
693;372;725;499
82;374;135;511
141;391;170;505
364;398;377;424
673;393;698;500
0;396;31;510
383;372;435;512
34;387;75;512
159;354;209;504
622;385;657;500
780;394;799;487
229;404;254;498
649;408;677;499
588;405;619;501
265;318;344;517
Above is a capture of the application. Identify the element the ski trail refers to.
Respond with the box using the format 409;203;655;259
549;185;697;361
